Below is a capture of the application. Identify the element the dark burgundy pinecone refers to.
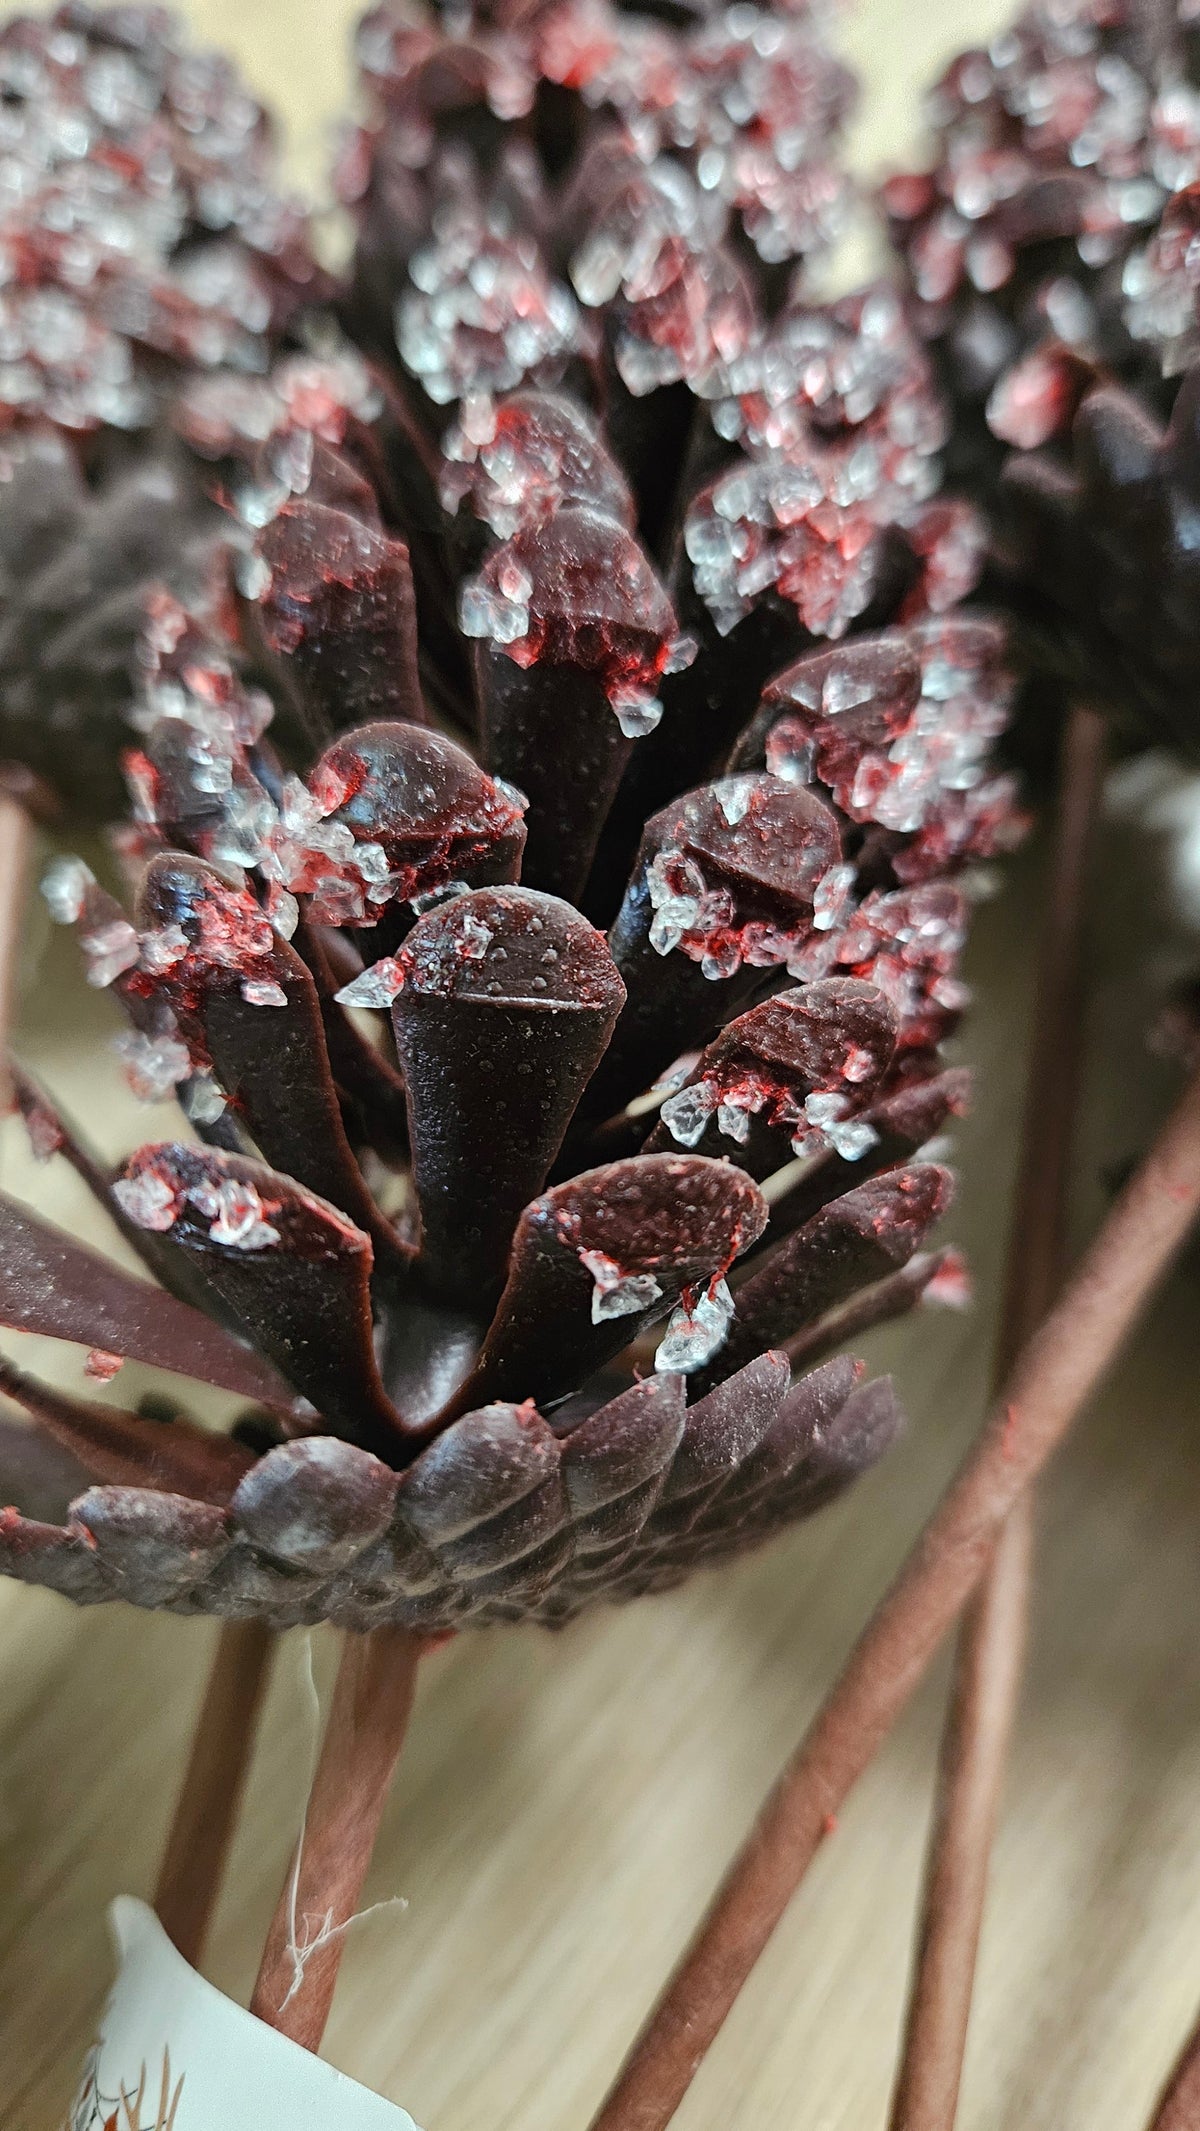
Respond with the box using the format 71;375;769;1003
884;0;1196;470
886;0;1200;758
0;0;1013;1634
0;3;323;818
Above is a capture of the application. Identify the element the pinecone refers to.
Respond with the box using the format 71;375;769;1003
0;3;322;818
886;0;1200;757
0;3;319;430
884;0;1195;470
0;0;1013;1634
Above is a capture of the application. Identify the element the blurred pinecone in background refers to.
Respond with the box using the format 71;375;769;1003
0;2;322;816
0;0;1018;1634
886;0;1200;759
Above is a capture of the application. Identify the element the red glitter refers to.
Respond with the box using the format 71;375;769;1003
84;1350;124;1382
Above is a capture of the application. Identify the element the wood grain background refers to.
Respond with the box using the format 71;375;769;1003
5;3;1200;2125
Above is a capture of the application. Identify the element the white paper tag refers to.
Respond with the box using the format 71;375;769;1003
67;1897;422;2129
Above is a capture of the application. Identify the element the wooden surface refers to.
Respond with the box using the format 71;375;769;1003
5;4;1200;2126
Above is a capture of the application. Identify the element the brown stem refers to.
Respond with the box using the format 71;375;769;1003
155;1621;275;1970
0;793;32;1106
1148;2022;1200;2129
888;700;1106;2131
250;1623;421;2051
888;1501;1032;2130
588;1060;1200;2131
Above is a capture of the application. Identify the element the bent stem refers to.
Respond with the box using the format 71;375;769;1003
155;1620;275;1969
889;1502;1031;2130
587;1059;1200;2131
888;699;1106;2131
250;1621;421;2052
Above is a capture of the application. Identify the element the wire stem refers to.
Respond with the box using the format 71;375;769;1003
155;1620;275;1970
250;1623;421;2052
587;1056;1200;2131
888;699;1106;2131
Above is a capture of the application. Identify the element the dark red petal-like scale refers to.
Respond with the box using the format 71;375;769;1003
795;882;971;1056
0;1192;297;1417
764;1372;905;1523
393;885;625;1297
694;1353;862;1521
230;1438;399;1574
729;632;923;774
114;1145;407;1456
311;719;528;923
763;1066;971;1247
783;1246;956;1374
0;1353;253;1506
644;977;897;1176
558;1375;687;1552
470;505;678;900
452;1153;767;1415
442;388;635;545
995;373;1200;753
252;500;428;742
9;1063;238;1313
589;773;843;1118
71;1491;234;1610
134;852;405;1262
652;1351;790;1530
732;614;1021;884
704;1161;955;1388
399;1403;570;1606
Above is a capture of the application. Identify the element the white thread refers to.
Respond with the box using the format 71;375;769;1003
275;1633;409;2017
277;1893;410;2017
